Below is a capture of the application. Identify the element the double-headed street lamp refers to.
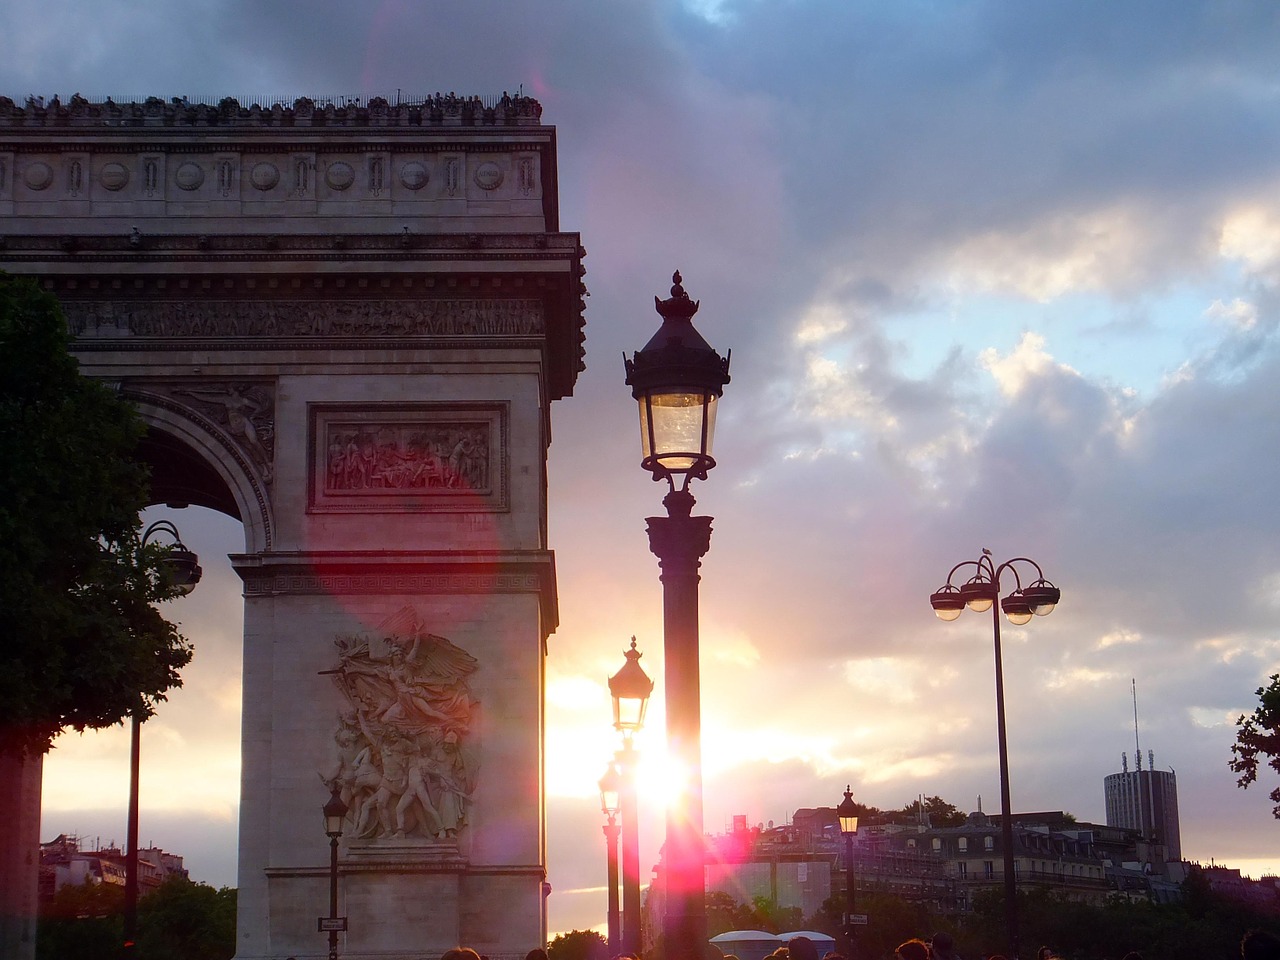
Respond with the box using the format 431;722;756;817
836;786;859;960
625;271;730;960
930;551;1061;960
124;519;202;954
608;638;654;956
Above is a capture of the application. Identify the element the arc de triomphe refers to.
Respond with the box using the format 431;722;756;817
1;93;584;959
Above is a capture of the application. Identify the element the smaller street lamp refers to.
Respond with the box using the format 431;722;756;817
322;786;349;960
836;786;860;959
599;763;623;955
608;639;653;956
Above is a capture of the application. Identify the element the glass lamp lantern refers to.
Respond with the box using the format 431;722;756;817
624;271;731;485
323;786;349;838
599;763;622;818
142;519;203;595
608;638;654;735
836;785;859;836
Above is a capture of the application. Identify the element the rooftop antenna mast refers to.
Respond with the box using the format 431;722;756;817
1132;678;1149;840
1132;678;1142;772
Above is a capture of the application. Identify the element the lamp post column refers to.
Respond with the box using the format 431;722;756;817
328;833;340;960
647;488;711;960
123;711;141;951
604;814;621;955
619;739;643;956
844;831;856;959
991;603;1018;960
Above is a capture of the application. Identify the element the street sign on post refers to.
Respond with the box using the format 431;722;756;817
849;914;869;925
317;917;349;932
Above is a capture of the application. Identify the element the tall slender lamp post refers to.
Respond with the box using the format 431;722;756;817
124;519;202;954
930;551;1060;960
836;786;859;960
609;638;654;956
624;271;730;960
321;787;350;960
599;762;623;955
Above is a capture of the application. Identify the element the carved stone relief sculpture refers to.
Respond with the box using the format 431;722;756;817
63;298;545;339
176;382;275;482
308;403;506;514
325;422;489;494
100;162;129;192
323;608;480;843
216;159;234;197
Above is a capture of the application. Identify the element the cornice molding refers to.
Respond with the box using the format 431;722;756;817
231;550;559;628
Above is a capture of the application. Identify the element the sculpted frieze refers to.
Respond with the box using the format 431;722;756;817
326;422;489;494
309;404;506;513
323;608;479;843
64;298;545;339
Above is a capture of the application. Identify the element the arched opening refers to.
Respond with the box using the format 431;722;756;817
138;428;241;521
39;424;251;894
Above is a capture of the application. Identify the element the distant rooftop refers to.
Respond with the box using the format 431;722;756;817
0;92;543;129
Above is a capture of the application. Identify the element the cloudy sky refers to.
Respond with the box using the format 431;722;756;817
9;0;1280;938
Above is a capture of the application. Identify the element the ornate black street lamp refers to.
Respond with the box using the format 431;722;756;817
608;638;653;956
836;785;859;959
322;786;350;960
930;550;1061;960
123;519;202;954
624;271;730;960
599;762;623;955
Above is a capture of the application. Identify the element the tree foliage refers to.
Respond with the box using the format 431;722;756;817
37;878;235;960
711;876;1280;960
896;796;968;828
0;275;191;755
547;928;608;960
135;878;236;960
1230;673;1280;818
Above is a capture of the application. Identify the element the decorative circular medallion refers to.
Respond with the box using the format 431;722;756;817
99;163;130;191
175;162;205;191
325;161;355;191
23;162;53;191
249;162;280;191
474;161;504;191
400;161;429;190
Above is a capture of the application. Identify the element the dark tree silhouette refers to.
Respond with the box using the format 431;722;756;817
1230;674;1280;818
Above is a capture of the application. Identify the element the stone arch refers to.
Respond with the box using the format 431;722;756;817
127;391;273;554
5;95;583;959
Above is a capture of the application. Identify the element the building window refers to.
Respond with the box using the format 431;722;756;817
984;861;994;879
984;836;994;851
958;837;968;852
932;838;942;852
957;862;968;878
